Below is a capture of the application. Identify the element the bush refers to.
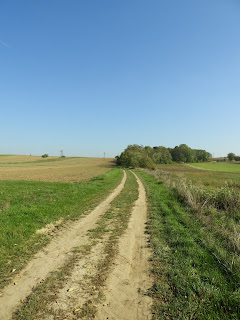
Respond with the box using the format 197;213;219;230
117;145;155;169
42;154;48;158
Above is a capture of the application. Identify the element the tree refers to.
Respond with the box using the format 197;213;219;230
227;153;235;161
117;145;155;169
152;146;172;164
170;146;187;163
170;144;210;163
195;149;211;162
117;144;211;167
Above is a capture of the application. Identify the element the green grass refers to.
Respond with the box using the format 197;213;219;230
137;170;240;319
157;163;240;190
189;162;240;172
0;168;123;290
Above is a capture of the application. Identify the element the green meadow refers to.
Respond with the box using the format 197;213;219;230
189;162;240;172
156;163;240;190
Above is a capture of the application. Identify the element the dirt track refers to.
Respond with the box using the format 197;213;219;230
0;170;153;319
95;172;152;320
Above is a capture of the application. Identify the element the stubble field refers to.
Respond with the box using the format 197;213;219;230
0;155;115;182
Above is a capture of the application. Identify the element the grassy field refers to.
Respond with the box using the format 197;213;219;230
189;162;240;172
0;156;121;290
0;155;115;182
137;169;240;319
156;163;240;190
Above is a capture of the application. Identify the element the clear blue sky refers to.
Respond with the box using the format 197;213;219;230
1;0;240;158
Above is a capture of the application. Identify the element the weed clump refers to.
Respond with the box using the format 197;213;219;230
150;169;240;212
145;168;240;256
176;181;240;212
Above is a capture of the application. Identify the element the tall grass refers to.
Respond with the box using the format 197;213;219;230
146;169;240;256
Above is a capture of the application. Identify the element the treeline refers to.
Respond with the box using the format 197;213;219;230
116;144;211;169
227;153;240;161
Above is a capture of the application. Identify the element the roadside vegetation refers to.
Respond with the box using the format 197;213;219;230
0;168;123;290
137;170;240;319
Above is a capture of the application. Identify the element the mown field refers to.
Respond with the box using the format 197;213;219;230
155;162;240;189
138;161;240;319
0;156;120;290
189;162;240;173
0;155;115;182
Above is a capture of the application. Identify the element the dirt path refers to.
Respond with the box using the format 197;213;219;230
185;164;212;171
95;171;153;320
45;171;153;320
0;171;127;320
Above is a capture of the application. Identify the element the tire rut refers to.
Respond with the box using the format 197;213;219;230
95;171;153;320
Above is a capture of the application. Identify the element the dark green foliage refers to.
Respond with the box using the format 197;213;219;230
41;154;48;158
195;149;212;162
152;146;173;164
117;145;156;169
117;144;211;168
227;153;236;161
227;153;240;161
170;144;211;163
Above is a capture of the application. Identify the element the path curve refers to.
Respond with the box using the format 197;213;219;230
0;170;127;320
95;171;153;320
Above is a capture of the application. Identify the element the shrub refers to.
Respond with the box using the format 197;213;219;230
42;154;48;158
